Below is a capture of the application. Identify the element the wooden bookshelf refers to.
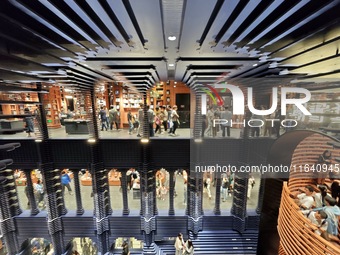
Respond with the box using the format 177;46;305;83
42;86;61;128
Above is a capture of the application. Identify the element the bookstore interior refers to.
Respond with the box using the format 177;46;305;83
0;80;191;136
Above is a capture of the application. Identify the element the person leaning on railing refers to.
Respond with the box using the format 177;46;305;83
300;198;340;246
313;196;340;236
290;185;315;210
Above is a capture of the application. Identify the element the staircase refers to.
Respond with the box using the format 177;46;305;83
156;230;258;255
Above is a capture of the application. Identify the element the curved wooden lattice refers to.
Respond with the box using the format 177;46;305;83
279;183;340;255
278;134;340;255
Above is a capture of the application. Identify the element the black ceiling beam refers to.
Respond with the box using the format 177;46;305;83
98;0;132;46
270;21;340;59
212;0;250;45
263;8;340;54
48;0;109;49
0;69;48;82
0;53;54;73
73;0;122;48
177;57;258;62
70;63;113;81
86;57;166;62
223;0;275;46
122;0;147;48
249;0;335;50
298;68;340;79
184;72;227;84
0;2;86;54
115;72;155;76
15;0;94;50
197;0;225;47
102;65;157;70
186;65;241;70
235;1;302;48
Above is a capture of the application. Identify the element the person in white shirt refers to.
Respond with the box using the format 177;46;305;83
174;233;185;255
247;175;255;199
294;185;314;209
302;210;328;235
313;185;330;208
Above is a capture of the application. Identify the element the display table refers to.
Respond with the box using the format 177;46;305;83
109;179;121;186
81;179;92;186
81;178;121;186
64;119;90;134
0;119;24;133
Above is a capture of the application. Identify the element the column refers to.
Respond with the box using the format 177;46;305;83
213;171;221;215
168;170;175;215
71;169;84;215
0;177;20;255
231;109;250;232
104;168;113;215
34;90;66;254
139;143;156;252
231;173;248;233
188;91;204;233
120;169;130;215
42;165;65;255
23;169;39;215
91;163;110;254
89;86;110;254
187;169;203;234
256;178;266;214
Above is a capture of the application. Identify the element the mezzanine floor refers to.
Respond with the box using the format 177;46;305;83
0;125;279;140
16;174;260;216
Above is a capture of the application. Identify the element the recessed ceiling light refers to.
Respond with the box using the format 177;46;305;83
88;138;96;143
168;35;176;41
168;63;175;67
141;138;149;143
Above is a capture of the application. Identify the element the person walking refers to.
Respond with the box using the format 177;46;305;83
61;170;73;195
127;110;134;135
169;105;179;136
220;106;232;137
137;103;144;137
24;108;35;137
204;106;214;137
174;233;185;255
99;106;108;131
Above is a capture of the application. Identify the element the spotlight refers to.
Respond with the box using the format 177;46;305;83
141;138;149;143
87;138;96;143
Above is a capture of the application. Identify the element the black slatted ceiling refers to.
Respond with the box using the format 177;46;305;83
48;0;109;49
263;8;340;54
197;0;225;47
121;0;147;47
0;1;83;53
235;0;303;48
249;0;335;50
213;0;250;45
73;0;122;48
15;0;95;50
98;0;132;45
223;0;275;46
